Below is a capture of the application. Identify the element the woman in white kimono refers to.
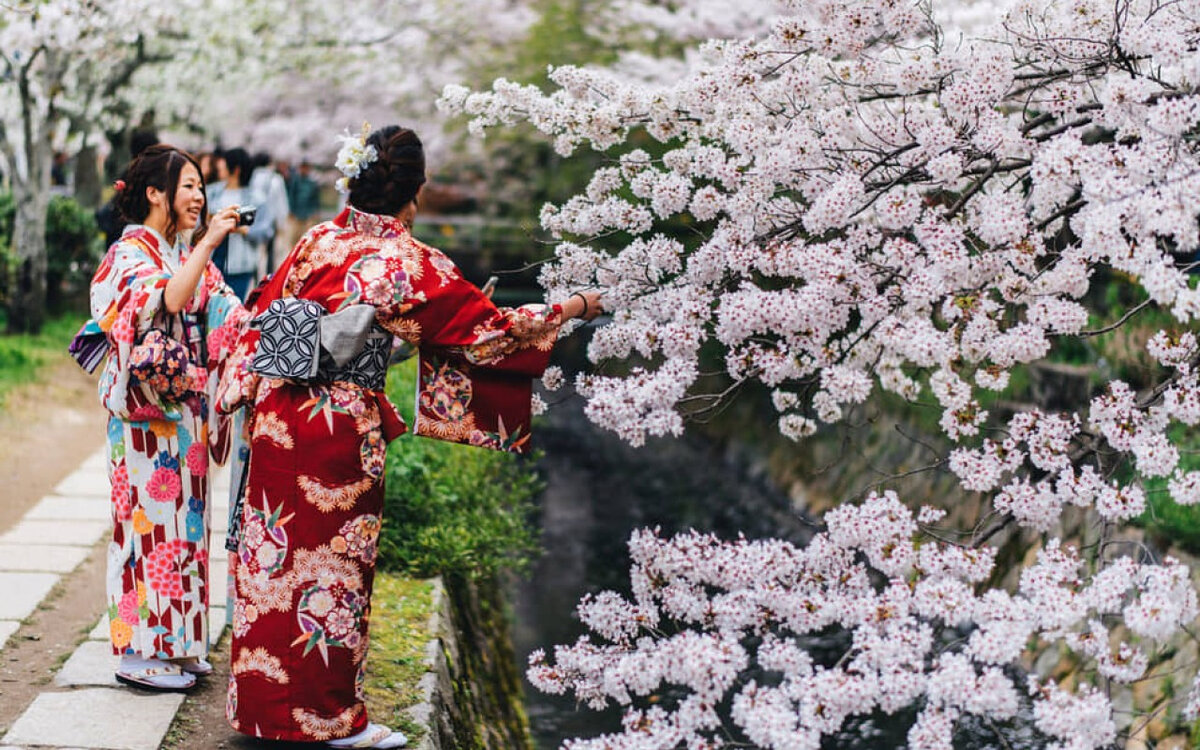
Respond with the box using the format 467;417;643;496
89;144;249;690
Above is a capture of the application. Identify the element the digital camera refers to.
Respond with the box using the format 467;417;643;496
236;205;258;227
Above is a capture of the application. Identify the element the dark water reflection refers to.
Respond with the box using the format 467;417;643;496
510;395;1046;750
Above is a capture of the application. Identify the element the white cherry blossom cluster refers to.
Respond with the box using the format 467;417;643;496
441;0;1200;446
527;495;1197;749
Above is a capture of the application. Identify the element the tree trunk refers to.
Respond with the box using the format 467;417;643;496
8;183;50;334
6;64;54;335
74;142;102;209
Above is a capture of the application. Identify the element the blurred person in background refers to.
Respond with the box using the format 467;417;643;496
286;159;322;251
249;151;290;274
209;148;273;300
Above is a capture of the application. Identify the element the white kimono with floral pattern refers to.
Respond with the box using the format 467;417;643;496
89;224;247;659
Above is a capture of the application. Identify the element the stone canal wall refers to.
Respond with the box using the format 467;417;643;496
409;575;532;750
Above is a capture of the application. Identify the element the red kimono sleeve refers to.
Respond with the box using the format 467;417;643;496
369;246;559;454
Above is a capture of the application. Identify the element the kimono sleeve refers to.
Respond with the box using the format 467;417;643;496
90;239;176;420
202;264;251;464
348;248;560;454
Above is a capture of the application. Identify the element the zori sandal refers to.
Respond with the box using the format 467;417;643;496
114;655;196;692
176;657;214;676
326;722;408;748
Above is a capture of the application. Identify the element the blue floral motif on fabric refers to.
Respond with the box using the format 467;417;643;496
186;512;205;542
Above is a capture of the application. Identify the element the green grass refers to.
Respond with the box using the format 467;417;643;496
380;359;543;580
364;574;438;743
0;313;85;409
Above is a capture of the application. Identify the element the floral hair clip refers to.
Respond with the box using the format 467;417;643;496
113;179;127;192
334;121;378;194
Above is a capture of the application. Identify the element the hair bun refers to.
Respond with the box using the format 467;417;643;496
347;126;426;216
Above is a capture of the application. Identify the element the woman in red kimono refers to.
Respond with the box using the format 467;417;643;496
218;125;600;748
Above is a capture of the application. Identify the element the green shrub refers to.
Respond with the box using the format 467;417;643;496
44;194;104;310
0;192;104;316
379;359;543;579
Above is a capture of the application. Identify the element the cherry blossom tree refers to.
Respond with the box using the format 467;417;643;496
2;1;162;331
146;0;536;171
442;0;1200;745
0;0;534;332
0;0;280;332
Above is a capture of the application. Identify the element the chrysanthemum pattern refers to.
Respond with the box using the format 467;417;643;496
237;498;294;614
335;515;381;565
291;705;361;742
110;462;131;521
144;538;192;598
297;475;374;513
147;466;181;503
233;647;290;684
253;411;294;449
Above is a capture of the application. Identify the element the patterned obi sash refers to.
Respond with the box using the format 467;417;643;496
249;298;389;391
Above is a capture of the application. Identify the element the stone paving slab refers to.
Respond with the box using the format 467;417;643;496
0;572;60;620
0;519;107;547
210;558;229;608
90;613;109;641
2;688;184;750
55;639;118;687
52;470;111;498
25;495;111;522
0;620;19;650
0;543;90;573
80;446;109;471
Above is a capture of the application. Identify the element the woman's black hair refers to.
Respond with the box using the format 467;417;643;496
346;126;426;217
114;144;207;241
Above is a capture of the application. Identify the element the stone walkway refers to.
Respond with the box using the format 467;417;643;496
0;447;231;750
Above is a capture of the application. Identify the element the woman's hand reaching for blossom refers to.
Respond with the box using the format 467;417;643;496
566;290;604;322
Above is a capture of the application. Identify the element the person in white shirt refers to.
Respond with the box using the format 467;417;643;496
249;151;291;274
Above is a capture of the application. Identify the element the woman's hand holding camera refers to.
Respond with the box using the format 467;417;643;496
192;206;240;258
165;206;241;313
207;206;242;244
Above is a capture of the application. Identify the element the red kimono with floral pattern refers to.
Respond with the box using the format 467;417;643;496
217;207;559;742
